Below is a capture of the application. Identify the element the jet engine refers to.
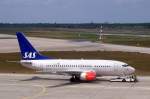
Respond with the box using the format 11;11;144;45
80;71;96;81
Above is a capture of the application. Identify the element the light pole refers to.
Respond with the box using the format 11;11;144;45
98;25;103;40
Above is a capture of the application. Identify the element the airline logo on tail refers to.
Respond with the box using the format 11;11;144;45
16;32;50;60
23;52;36;59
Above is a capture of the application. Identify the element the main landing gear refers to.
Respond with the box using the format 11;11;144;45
110;74;138;82
70;75;80;82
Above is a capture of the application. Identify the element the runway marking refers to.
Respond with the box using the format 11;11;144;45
0;83;47;99
22;85;46;99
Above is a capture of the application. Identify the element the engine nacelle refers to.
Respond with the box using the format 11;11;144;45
80;71;96;81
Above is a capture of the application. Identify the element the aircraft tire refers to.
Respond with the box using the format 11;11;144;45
70;77;75;82
70;76;80;82
122;79;126;82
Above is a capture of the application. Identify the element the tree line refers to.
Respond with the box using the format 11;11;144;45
0;23;150;29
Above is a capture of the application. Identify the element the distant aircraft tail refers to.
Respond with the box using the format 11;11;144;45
16;32;50;60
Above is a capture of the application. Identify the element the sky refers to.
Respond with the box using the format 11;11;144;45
0;0;150;23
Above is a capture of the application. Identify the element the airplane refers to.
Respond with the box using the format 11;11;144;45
16;32;136;82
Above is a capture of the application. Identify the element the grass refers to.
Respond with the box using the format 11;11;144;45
0;27;150;47
0;53;34;73
103;35;150;47
0;51;150;75
0;27;98;41
26;31;97;41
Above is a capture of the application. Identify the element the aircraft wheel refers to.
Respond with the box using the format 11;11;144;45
122;79;126;82
70;76;80;82
75;76;80;81
70;77;75;82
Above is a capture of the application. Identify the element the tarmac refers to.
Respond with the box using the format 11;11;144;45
0;34;150;99
0;34;150;54
0;74;150;99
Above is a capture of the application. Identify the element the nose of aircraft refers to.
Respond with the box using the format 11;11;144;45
128;66;135;74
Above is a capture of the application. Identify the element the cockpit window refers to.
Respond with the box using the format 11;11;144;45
122;64;129;67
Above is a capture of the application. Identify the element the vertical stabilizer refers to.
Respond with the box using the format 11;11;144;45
16;32;49;60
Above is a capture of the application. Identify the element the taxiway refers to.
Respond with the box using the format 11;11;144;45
0;34;150;54
0;74;150;99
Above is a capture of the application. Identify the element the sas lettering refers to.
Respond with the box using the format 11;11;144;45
23;52;36;58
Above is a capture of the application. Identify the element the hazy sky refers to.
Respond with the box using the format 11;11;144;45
0;0;150;23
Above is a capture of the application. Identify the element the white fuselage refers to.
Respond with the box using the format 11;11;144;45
21;59;135;77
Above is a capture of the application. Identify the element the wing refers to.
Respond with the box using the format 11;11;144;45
56;69;96;76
